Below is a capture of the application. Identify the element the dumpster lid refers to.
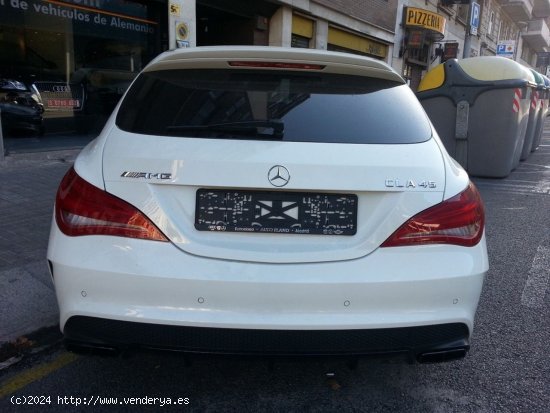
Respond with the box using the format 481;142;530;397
418;56;536;94
458;57;535;85
530;69;546;89
417;63;445;92
417;57;536;105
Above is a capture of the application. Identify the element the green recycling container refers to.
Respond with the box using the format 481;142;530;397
417;57;535;178
531;74;550;152
521;70;545;160
543;75;550;119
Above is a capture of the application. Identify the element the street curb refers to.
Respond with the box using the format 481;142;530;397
0;149;80;169
0;326;62;368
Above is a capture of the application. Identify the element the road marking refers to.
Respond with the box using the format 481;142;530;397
521;163;550;170
474;182;547;196
533;172;550;194
0;352;78;399
521;245;550;309
475;170;550;195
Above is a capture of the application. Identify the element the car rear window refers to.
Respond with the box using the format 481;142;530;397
116;69;432;144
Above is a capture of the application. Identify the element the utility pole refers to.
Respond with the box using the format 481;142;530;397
463;0;473;58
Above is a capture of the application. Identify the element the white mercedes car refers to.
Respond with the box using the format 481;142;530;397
47;47;488;363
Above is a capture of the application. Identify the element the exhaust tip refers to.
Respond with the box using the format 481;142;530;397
65;340;121;357
416;347;468;363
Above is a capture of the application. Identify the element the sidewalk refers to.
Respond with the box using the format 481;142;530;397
2;132;95;156
0;149;80;349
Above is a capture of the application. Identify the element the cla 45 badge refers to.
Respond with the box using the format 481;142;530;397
385;179;437;189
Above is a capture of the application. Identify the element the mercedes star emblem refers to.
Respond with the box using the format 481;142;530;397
268;165;290;187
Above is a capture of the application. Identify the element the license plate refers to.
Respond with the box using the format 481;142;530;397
195;189;357;235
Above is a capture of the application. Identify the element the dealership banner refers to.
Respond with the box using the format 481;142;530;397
0;0;158;38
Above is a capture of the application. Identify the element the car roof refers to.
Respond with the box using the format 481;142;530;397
143;46;405;83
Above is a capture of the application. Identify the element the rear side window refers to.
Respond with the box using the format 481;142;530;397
116;69;432;144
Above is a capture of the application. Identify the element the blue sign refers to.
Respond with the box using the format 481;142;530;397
496;41;516;59
470;2;480;29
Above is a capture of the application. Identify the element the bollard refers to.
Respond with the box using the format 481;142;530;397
0;107;4;162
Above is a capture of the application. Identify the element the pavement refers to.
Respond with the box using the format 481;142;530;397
0;148;80;349
2;132;95;156
0;120;549;356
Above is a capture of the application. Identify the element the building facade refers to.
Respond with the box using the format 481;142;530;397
392;0;550;89
1;0;549;137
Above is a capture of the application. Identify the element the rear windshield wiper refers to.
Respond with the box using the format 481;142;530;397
166;120;284;138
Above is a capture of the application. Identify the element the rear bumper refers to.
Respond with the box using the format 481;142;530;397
48;225;488;358
64;316;469;360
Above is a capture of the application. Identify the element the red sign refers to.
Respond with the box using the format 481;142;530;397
408;30;424;48
443;42;459;61
47;99;81;110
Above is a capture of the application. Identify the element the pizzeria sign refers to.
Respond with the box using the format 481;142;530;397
404;7;446;37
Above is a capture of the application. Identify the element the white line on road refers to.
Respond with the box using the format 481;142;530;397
521;163;550;170
474;182;547;196
521;244;550;309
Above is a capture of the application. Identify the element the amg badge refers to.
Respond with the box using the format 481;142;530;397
121;172;172;180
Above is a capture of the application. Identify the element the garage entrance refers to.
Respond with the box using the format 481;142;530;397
196;0;278;46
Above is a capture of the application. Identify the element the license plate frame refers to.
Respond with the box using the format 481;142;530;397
195;189;357;236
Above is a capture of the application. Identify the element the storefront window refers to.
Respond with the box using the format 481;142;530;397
291;34;310;48
0;0;166;137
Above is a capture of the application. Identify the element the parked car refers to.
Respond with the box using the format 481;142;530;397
48;47;488;362
0;79;44;135
71;49;141;134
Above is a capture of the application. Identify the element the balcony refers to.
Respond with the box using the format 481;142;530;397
532;0;550;17
522;18;550;51
498;0;533;21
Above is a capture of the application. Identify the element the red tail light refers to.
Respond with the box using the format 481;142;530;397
55;167;168;242
381;182;485;248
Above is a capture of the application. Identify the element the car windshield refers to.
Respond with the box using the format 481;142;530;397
116;69;432;144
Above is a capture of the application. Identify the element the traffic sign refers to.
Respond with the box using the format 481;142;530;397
496;40;515;59
470;2;480;35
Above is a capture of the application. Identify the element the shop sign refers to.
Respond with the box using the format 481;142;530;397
404;7;446;37
443;42;459;61
328;27;387;58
